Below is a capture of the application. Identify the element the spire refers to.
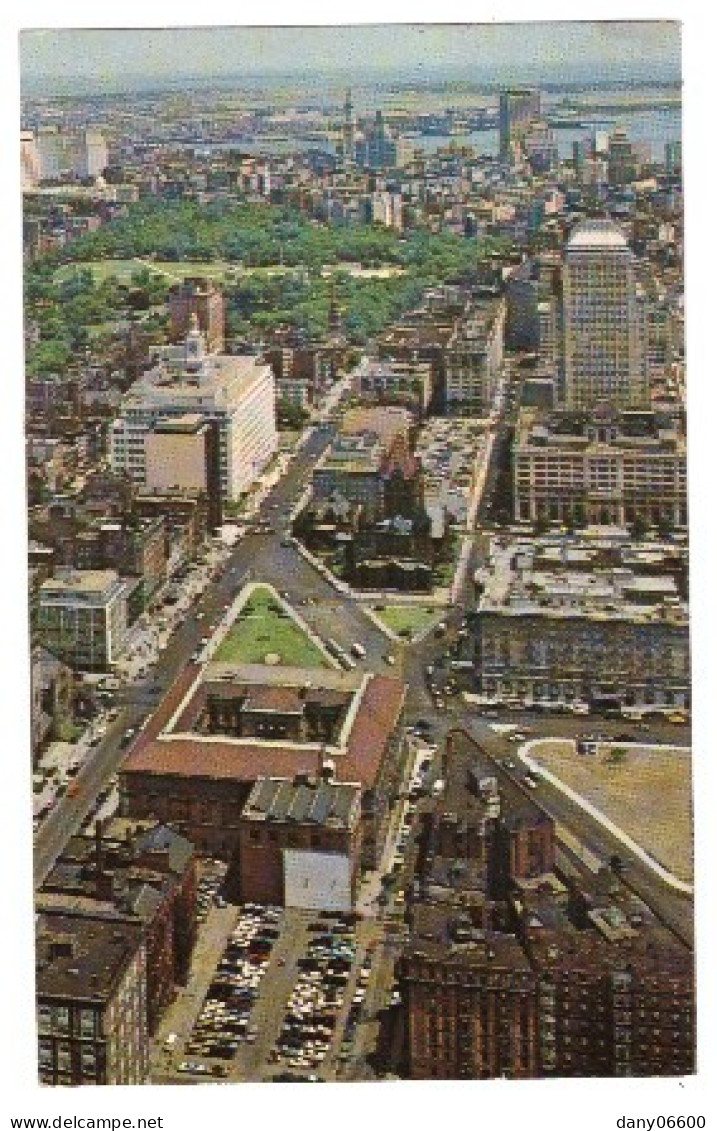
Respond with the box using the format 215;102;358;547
184;312;206;373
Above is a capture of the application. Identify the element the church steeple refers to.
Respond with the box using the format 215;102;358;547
184;312;206;373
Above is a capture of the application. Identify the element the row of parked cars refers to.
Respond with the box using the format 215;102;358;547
181;904;283;1071
195;860;228;923
274;915;358;1073
337;947;375;1067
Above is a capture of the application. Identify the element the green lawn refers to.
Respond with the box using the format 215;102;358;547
53;259;405;288
372;604;443;640
213;587;330;668
53;258;300;286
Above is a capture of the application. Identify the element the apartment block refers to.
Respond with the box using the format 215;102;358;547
36;914;148;1086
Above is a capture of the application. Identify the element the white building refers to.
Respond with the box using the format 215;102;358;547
110;321;278;501
563;219;648;410
30;127;108;182
444;299;506;415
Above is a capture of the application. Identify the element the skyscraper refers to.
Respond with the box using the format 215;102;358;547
342;88;356;168
562;219;648;410
498;88;541;162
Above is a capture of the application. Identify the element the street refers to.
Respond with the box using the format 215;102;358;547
34;376;693;958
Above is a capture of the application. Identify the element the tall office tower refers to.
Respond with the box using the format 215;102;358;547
342;87;356;167
32;126;108;181
498;88;541;162
563;219;649;410
665;140;682;179
83;128;109;178
20;131;39;190
355;110;398;169
607;127;638;186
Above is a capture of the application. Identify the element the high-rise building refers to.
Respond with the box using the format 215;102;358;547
563;219;649;410
144;414;223;530
498;88;541;162
356;110;398;169
607;128;639;186
342;88;356;167
30;126;108;182
110;320;277;502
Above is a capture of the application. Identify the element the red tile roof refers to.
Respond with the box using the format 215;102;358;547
121;674;405;789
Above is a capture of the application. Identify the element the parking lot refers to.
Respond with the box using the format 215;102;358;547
151;898;388;1084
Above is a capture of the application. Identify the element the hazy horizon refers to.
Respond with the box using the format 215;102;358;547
20;22;681;98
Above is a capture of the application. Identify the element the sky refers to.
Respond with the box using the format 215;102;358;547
19;21;681;95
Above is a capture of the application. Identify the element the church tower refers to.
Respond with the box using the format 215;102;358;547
184;312;207;375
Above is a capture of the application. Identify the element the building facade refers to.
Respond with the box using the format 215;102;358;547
562;219;649;410
36;569;130;671
238;775;363;909
168;277;225;352
36;914;148;1086
512;408;687;529
398;730;694;1080
110;323;277;501
445;300;506;415
472;536;690;709
499;89;541;162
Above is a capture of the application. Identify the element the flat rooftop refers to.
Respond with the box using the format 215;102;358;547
39;569;122;599
36;912;143;1003
567;219;629;251
515;407;685;451
477;536;688;623
405;904;533;970
125;350;271;408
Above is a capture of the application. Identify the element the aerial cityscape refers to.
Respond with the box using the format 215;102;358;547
20;22;693;1088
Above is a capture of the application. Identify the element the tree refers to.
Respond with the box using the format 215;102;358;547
606;746;628;766
630;514;651;540
276;399;310;431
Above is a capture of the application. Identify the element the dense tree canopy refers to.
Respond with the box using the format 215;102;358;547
24;198;512;373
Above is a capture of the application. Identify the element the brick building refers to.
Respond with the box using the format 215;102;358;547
37;818;197;1036
74;516;167;610
119;663;406;884
238;774;363;909
36;913;148;1086
398;729;694;1080
168;277;225;353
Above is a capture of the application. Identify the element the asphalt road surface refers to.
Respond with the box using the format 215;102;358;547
33;412;694;952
